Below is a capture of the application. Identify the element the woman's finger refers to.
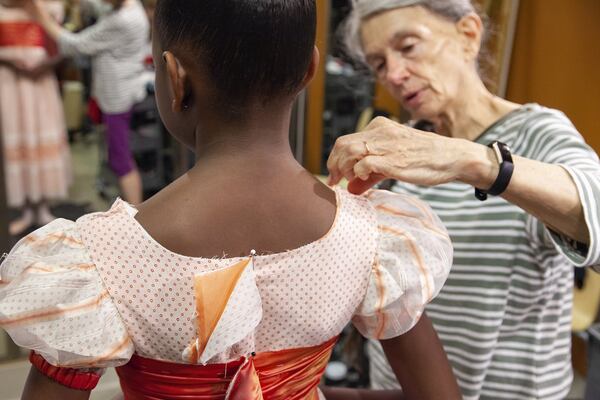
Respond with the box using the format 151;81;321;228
353;155;388;182
326;134;367;185
337;139;372;181
347;173;386;195
326;137;348;185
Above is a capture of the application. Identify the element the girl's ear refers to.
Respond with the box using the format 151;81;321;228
299;46;320;89
163;51;191;112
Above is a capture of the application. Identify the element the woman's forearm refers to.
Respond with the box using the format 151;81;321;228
326;117;593;245
461;142;590;243
28;0;65;42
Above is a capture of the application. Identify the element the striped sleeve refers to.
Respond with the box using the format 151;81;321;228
518;109;600;271
58;15;122;57
0;219;134;369
352;190;453;339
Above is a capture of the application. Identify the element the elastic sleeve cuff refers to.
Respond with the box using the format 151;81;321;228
29;352;101;391
550;165;600;270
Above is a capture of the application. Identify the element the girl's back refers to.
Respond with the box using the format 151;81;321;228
135;160;338;259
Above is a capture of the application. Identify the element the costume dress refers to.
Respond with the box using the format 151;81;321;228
0;1;71;207
0;188;452;399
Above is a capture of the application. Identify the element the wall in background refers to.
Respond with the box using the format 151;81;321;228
507;0;600;152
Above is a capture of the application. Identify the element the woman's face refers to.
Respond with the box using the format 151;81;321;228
360;6;479;121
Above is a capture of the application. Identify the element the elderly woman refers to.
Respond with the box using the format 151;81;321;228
327;1;600;399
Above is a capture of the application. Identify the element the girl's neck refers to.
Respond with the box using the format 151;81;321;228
192;105;296;164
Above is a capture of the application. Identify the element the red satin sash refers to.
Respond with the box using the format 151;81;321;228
0;22;45;48
116;336;338;400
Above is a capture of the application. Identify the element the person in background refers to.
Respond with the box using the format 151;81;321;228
140;0;156;74
327;0;600;399
141;0;155;27
28;0;149;204
0;0;71;236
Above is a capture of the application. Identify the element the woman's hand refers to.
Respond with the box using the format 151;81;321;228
326;117;492;194
328;117;592;244
22;0;43;21
0;59;28;73
24;0;64;41
0;58;61;79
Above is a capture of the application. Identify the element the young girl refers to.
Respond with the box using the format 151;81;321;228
0;1;460;399
0;0;71;236
29;0;149;205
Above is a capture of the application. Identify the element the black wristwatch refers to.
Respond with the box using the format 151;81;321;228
474;141;514;201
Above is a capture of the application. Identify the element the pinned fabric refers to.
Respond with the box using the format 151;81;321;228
116;336;339;399
183;257;263;364
225;356;264;400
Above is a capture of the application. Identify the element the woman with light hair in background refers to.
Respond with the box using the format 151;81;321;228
327;0;600;399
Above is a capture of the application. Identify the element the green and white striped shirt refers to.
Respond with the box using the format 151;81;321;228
368;104;600;400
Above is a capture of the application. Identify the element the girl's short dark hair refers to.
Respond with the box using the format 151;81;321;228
155;0;316;112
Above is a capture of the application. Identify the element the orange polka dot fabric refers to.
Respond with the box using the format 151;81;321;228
0;187;453;368
77;188;378;362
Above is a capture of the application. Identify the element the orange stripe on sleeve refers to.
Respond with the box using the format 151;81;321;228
375;204;449;239
61;335;133;368
379;225;434;301
372;257;388;339
0;290;110;328
24;232;84;248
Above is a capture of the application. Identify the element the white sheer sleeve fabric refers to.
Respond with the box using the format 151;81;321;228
352;190;453;340
0;219;133;368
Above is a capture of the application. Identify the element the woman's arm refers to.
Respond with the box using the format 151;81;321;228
327;116;593;244
322;315;461;400
0;59;34;76
21;367;91;400
25;0;64;42
23;55;65;79
25;0;117;57
464;146;589;243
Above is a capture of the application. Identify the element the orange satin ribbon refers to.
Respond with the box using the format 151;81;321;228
116;336;338;400
0;22;45;48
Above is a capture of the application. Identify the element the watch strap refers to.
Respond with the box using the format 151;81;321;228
475;141;514;201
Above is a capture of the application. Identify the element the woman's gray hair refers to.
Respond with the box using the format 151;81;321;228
343;0;477;63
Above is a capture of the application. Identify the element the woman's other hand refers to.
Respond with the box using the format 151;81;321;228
327;117;485;194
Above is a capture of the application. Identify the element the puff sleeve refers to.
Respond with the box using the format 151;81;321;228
352;190;453;340
0;219;134;375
